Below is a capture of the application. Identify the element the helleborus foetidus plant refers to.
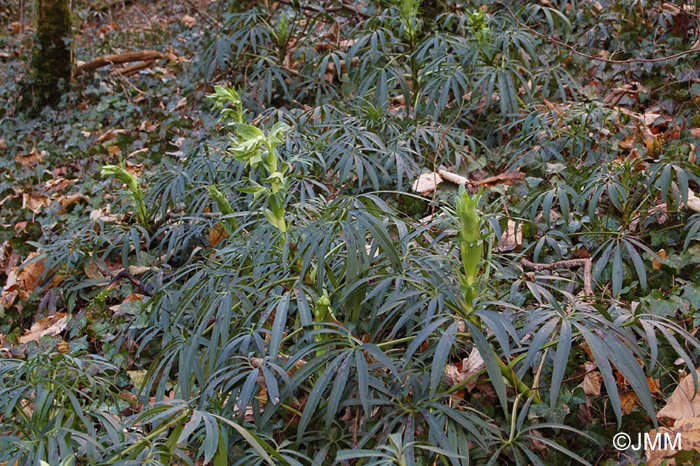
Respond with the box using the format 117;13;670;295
455;185;483;314
231;121;290;233
208;86;291;233
101;164;149;228
314;292;334;356
454;186;540;402
207;85;244;123
207;185;238;233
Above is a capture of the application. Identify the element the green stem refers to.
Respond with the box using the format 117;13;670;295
107;411;190;463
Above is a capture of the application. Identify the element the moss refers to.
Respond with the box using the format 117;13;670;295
29;0;72;107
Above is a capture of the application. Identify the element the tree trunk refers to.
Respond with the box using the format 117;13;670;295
419;0;448;24
29;0;72;107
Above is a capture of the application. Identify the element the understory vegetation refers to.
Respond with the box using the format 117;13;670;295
3;0;700;464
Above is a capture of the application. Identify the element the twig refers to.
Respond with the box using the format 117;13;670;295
431;92;469;213
183;0;222;26
107;270;154;297
521;257;593;297
276;0;370;19
503;3;700;64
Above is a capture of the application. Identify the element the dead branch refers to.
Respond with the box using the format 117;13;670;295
437;168;525;187
111;60;156;77
75;50;163;75
521;257;593;298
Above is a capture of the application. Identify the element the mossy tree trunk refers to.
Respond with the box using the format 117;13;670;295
30;0;72;107
419;0;448;23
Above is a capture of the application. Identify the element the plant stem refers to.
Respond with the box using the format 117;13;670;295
106;410;190;463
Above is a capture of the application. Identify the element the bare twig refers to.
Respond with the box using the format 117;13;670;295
521;257;594;298
504;3;700;64
183;0;222;26
276;0;370;19
431;92;469;213
107;270;154;297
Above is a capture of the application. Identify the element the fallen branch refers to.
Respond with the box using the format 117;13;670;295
413;168;524;195
111;60;156;77
75;50;163;75
521;258;593;298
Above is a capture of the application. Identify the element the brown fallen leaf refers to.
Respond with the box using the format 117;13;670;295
84;261;107;280
658;369;700;421
3;252;46;302
494;220;522;252
14;147;45;167
90;206;124;224
125;160;144;178
44;177;75;192
647;417;700;466
579;362;602;396
14;221;28;234
527;430;549;456
618;135;636;150
22;192;51;213
0;241;19;276
653;249;667;271
209;222;229;248
2;252;64;309
0;287;18;309
19;312;68;344
95;129;127;144
181;14;197;28
56;340;70;353
139;121;159;133
127;265;151;276
620;391;640;415
618;372;663;415
123;292;145;302
56;193;89;208
443;348;485;392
